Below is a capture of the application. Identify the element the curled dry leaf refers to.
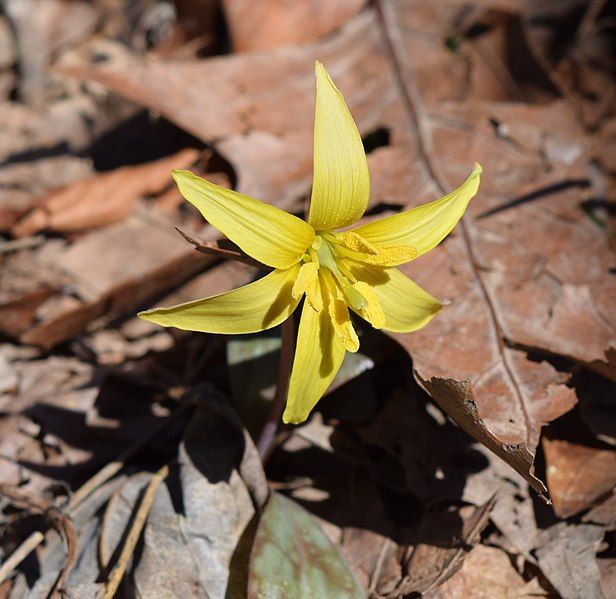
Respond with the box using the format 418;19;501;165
543;438;616;519
12;148;200;237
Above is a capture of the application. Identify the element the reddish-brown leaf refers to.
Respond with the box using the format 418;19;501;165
544;438;616;519
12;148;200;236
222;0;366;52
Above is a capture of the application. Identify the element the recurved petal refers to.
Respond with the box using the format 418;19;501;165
347;262;442;333
352;164;482;263
307;61;370;232
138;266;300;334
283;286;346;424
173;169;315;269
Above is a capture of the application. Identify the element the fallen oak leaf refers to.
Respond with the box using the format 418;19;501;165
12;148;200;237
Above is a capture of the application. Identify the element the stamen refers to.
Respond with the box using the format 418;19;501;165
321;270;360;352
336;231;379;255
316;238;368;310
292;262;322;312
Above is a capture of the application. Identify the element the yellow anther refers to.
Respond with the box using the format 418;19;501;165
292;262;323;312
363;244;418;265
328;297;359;352
337;231;379;255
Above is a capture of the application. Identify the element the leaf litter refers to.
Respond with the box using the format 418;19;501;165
0;0;614;597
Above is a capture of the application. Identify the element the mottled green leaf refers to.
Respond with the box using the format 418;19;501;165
248;492;366;598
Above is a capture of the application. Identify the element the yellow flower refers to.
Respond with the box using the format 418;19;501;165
139;62;481;424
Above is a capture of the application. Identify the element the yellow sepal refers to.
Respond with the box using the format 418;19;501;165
346;263;442;333
138;266;300;334
173;169;315;269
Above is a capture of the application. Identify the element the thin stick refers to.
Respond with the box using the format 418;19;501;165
0;405;190;585
99;464;169;599
69;403;189;510
175;228;261;267
256;316;295;462
0;532;44;583
0;236;45;254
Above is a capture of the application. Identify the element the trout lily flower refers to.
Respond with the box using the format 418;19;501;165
139;62;481;424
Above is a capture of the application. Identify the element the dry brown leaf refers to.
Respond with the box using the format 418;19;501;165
395;498;496;596
222;0;366;52
55;11;391;206
377;0;613;494
424;544;545;599
543;438;616;519
12;148;200;237
6;211;215;348
535;523;605;599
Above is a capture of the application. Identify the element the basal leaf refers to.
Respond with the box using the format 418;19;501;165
248;493;365;598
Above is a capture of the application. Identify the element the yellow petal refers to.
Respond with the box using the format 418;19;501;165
308;61;370;232
352;164;482;264
173;169;315;269
138;266;300;334
346;262;442;333
283;290;346;424
352;281;385;329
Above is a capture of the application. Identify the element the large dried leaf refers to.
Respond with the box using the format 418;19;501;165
248;492;366;598
375;0;615;494
56;11;391;205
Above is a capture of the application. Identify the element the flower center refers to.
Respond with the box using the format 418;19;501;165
312;234;367;311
